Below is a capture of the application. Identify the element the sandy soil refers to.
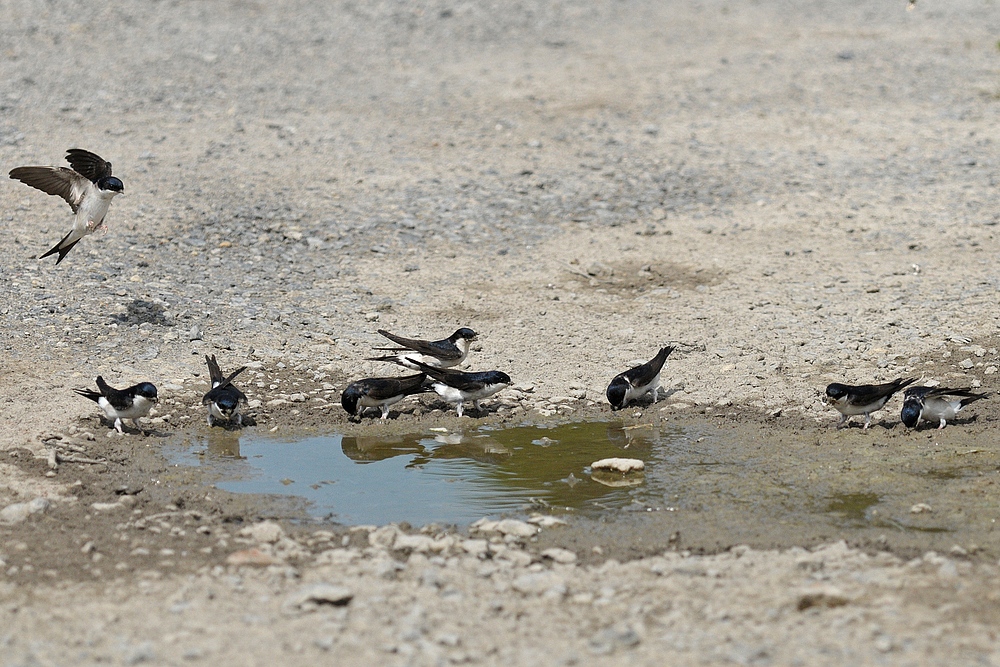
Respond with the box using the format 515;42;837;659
3;0;1000;664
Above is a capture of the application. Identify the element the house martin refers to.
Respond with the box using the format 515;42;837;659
202;355;248;427
368;327;478;369
901;385;988;429
340;373;428;420
606;346;674;411
824;377;916;429
9;149;125;264
408;359;510;417
73;376;157;433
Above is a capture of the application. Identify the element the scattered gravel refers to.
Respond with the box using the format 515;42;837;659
2;0;1000;664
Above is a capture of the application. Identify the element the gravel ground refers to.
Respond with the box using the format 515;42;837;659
3;0;1000;664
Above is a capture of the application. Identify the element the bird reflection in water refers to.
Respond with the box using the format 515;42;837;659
604;422;657;452
341;431;511;466
341;434;427;463
204;428;243;459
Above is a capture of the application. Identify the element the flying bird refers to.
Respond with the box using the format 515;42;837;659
9;149;125;264
340;373;429;420
74;376;157;433
202;355;248;427
408;359;510;417
901;385;988;429
606;346;674;411
368;327;478;369
824;377;916;429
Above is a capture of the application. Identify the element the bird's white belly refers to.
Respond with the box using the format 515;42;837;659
75;193;113;232
208;402;233;419
433;384;467;404
359;393;404;409
835;398;885;416
921;398;961;422
399;352;444;368
100;395;153;420
626;372;660;402
434;382;505;403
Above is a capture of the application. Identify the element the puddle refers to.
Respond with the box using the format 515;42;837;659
170;422;681;525
166;418;1000;555
825;492;881;528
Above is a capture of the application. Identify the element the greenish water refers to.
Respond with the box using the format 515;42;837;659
166;420;981;537
171;421;704;525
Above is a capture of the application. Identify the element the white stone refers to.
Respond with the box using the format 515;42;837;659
91;502;125;512
590;458;645;472
0;497;51;524
461;539;489;555
541;548;577;564
494;519;537;538
528;515;568;528
282;584;353;613
511;571;567;597
368;525;402;549
394;534;436;553
241;520;285;544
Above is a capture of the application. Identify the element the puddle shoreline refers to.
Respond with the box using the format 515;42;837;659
161;411;1000;561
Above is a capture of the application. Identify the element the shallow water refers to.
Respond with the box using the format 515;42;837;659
164;416;1000;556
171;421;680;525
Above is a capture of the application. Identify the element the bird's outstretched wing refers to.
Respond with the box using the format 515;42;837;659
9;166;89;213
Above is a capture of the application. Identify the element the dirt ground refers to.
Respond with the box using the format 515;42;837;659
3;0;1000;664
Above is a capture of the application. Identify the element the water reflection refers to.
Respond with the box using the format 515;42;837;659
204;428;243;459
341;432;513;467
825;492;881;527
171;421;670;525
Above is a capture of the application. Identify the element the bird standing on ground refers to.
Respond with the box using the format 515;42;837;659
341;373;429;420
407;359;510;417
74;376;158;433
900;385;988;429
202;355;248;427
824;377;916;429
606;346;674;411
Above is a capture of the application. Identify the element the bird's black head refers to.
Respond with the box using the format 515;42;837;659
341;385;361;415
216;394;239;414
98;176;124;193
136;383;158;401
900;398;921;428
452;327;478;342
606;379;627;410
825;383;849;401
489;371;512;386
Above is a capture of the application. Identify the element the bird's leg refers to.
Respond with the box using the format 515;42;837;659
651;386;659;403
938;419;947;429
835;414;849;429
114;418;124;434
86;219;108;234
236;413;243;427
862;413;872;430
380;405;390;420
207;413;214;427
456;402;465;417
